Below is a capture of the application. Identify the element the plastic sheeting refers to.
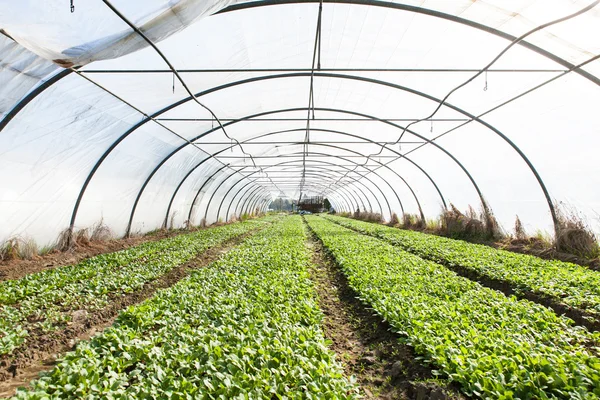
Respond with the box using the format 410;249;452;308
0;0;599;246
0;0;237;67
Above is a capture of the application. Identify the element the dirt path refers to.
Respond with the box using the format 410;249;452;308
304;223;464;400
0;229;258;398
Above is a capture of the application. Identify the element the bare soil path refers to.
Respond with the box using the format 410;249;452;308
304;222;464;400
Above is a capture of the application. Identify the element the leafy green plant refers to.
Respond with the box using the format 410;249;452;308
325;214;600;319
306;216;600;398
13;217;358;399
0;219;268;356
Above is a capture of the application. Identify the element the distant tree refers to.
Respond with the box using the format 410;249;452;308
323;198;331;210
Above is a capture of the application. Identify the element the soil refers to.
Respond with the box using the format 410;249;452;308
0;230;184;282
0;229;258;398
304;222;464;400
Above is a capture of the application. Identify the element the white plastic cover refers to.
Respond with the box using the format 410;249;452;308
0;0;599;246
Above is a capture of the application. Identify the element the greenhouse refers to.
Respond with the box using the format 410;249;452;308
1;0;600;398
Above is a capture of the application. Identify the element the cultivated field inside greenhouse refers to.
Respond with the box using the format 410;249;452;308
0;214;598;399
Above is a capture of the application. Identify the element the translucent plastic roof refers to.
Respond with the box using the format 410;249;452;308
1;0;599;245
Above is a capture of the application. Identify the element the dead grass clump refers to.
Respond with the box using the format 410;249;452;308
56;228;74;251
352;211;383;223
555;204;599;259
425;218;440;231
90;220;112;242
0;237;40;261
18;238;38;260
440;204;485;240
0;238;19;261
438;203;504;241
401;213;425;230
388;212;399;226
75;229;90;246
514;215;527;241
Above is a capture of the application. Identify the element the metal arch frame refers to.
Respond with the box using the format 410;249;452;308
228;142;422;218
68;70;502;237
242;158;391;213
235;186;273;216
2;18;569;234
225;126;447;210
102;71;554;230
217;165;383;220
164;127;417;230
194;156;394;225
236;183;346;216
2;0;597;142
182;153;397;229
234;185;267;217
162;162;230;228
0;0;592;237
243;189;267;216
216;0;600;87
185;163;232;225
216;170;368;220
242;183;352;219
216;170;362;220
208;165;367;222
158;121;436;234
128;100;453;235
256;166;385;213
240;187;274;216
178;152;356;226
230;176;346;218
201;166;251;223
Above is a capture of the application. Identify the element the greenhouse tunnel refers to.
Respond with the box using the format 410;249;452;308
1;0;600;248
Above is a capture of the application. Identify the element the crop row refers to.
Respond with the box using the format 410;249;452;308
13;216;358;399
306;216;600;398
324;214;600;320
0;219;268;356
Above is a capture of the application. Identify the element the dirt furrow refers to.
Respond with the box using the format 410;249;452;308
304;221;463;400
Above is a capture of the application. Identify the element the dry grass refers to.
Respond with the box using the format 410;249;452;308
90;220;112;242
439;204;503;241
514;215;527;241
554;203;599;259
56;228;74;252
401;213;425;230
0;238;19;261
0;236;39;261
351;211;383;223
388;212;399;226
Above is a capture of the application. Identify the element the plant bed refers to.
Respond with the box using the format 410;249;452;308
306;216;600;398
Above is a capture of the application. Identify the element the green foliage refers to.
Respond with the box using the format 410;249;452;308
324;214;600;319
0;220;267;356
306;216;600;398
13;217;358;399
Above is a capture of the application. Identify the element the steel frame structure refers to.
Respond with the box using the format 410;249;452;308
1;0;597;236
